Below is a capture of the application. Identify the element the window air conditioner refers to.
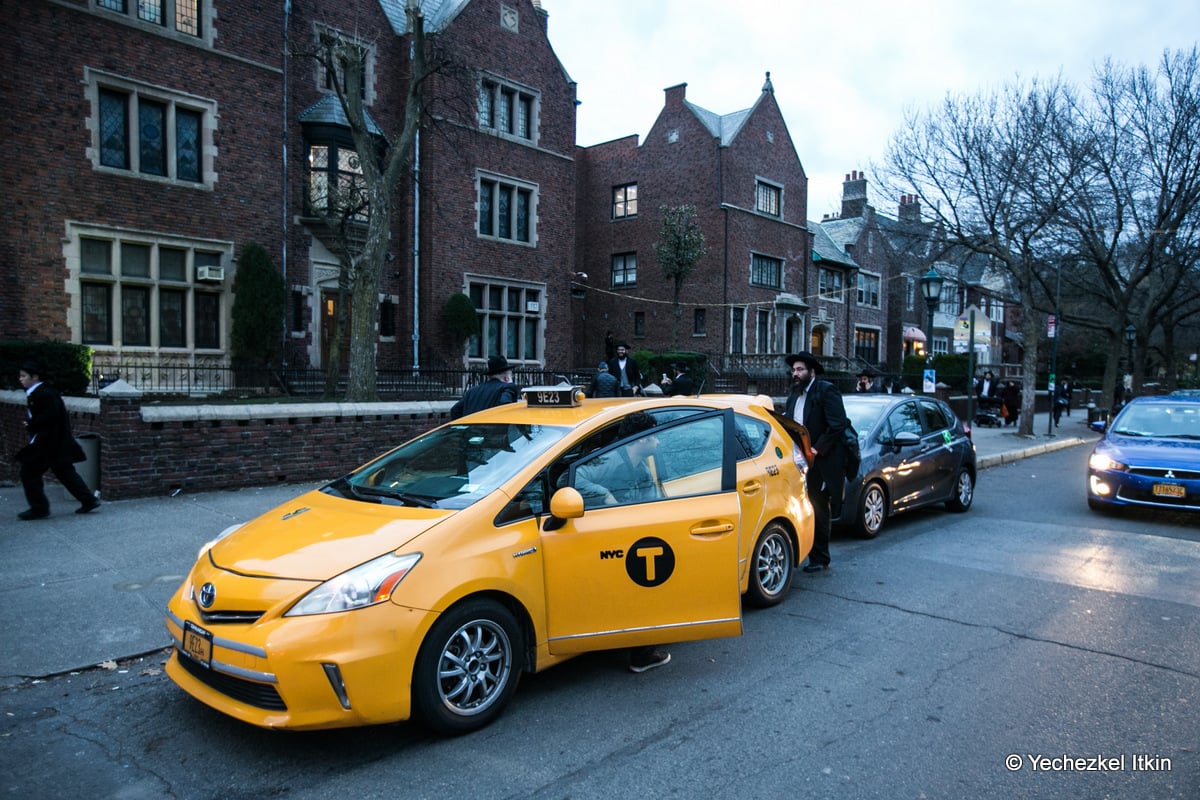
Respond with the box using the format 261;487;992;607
197;266;225;282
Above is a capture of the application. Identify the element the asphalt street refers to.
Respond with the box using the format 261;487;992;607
0;410;1091;685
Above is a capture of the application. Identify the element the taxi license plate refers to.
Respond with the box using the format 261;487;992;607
1152;483;1186;498
182;620;214;668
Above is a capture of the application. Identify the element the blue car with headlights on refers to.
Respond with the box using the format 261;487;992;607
1087;393;1200;513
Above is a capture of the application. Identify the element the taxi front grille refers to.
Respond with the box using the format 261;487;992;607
176;648;287;711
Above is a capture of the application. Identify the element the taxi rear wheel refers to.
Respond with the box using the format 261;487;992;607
745;523;793;608
412;599;522;735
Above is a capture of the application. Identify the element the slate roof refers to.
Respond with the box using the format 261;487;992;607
683;73;778;147
378;0;472;34
298;94;385;136
809;221;858;268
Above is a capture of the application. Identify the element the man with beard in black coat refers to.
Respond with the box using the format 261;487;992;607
783;353;848;572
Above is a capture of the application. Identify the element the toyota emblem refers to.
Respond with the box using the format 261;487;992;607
198;582;216;608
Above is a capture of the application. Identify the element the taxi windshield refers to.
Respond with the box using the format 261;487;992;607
333;423;570;509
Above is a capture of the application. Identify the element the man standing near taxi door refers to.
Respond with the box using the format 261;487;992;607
783;353;848;573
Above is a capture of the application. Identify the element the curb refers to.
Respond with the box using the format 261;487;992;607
978;436;1088;469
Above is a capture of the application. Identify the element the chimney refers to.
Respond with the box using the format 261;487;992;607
841;169;867;219
898;193;921;223
664;83;688;109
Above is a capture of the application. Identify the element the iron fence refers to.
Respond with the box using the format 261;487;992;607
89;361;602;400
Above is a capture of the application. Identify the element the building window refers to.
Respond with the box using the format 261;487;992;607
290;290;307;334
316;27;374;102
905;276;915;311
818;268;845;302
611;253;637;288
467;278;543;362
95;0;203;37
756;309;771;354
693;308;706;336
613;183;638;219
478;174;535;244
755;180;781;217
750;253;783;289
932;336;949;357
731;308;745;355
89;70;213;185
633;311;646;338
70;226;230;353
479;77;538;143
857;272;880;308
307;141;367;220
854;328;880;363
379;298;396;339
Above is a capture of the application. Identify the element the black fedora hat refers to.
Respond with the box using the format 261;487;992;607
784;352;823;374
485;355;512;375
857;368;876;379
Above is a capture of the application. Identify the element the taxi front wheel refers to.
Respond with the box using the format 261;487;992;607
745;522;794;608
412;599;523;735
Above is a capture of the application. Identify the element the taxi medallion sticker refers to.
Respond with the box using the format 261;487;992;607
625;537;675;587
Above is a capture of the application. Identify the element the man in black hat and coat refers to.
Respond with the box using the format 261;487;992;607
855;368;881;393
450;355;519;419
783;353;848;572
15;361;100;520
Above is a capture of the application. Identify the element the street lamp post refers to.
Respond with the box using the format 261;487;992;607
920;268;943;385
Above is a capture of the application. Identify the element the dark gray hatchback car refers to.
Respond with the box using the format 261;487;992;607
836;394;977;538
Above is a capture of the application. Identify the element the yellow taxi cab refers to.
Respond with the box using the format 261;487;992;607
164;388;814;733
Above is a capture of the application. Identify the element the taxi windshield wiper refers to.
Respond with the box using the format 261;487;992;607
325;476;380;503
351;484;438;508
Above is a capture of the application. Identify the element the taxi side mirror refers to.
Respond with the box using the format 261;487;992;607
549;486;585;520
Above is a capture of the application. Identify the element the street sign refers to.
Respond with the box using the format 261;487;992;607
1047;314;1057;338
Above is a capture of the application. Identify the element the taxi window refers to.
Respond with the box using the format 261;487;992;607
732;414;771;458
570;413;725;509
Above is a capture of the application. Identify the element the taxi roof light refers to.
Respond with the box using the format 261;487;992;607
523;385;585;407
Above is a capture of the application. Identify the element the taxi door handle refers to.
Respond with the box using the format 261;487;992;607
691;521;735;537
741;479;763;495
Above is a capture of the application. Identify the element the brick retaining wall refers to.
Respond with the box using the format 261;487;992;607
1;391;451;500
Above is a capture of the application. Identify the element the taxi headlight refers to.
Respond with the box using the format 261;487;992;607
1088;452;1127;472
287;552;423;616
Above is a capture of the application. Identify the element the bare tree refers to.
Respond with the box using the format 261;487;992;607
1056;48;1200;398
653;205;708;350
878;78;1084;433
308;1;440;401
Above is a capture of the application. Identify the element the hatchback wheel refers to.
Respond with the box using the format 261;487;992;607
412;599;522;735
946;469;974;512
745;523;793;607
855;481;886;538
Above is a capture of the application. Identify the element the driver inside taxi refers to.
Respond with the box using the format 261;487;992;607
573;412;662;507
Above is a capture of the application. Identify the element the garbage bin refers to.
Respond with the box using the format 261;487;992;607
1087;406;1108;426
74;433;101;498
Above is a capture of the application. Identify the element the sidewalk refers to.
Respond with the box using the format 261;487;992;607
0;411;1095;684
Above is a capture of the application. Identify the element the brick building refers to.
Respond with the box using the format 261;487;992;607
7;1;950;386
574;75;813;375
4;0;577;381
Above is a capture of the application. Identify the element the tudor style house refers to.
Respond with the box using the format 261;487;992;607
5;0;577;384
574;76;813;375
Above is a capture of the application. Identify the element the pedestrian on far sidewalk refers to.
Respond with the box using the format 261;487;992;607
15;360;100;520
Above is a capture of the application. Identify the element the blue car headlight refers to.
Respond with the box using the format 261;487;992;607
1088;451;1127;472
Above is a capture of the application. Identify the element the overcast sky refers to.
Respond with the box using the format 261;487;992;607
542;0;1200;219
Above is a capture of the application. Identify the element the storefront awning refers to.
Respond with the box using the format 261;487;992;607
903;326;926;342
